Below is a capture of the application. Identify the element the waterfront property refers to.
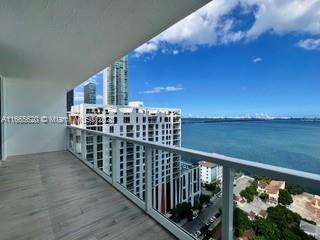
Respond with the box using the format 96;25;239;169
257;180;285;205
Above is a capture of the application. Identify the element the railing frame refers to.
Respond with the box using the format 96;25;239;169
66;125;320;240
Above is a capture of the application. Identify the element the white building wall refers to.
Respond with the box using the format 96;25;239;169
3;77;66;158
199;163;223;184
70;104;202;213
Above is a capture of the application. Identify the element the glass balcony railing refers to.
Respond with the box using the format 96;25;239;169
67;126;320;240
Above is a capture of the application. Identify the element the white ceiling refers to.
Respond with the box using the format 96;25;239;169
0;0;209;89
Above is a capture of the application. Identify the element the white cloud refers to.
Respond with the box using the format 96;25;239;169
297;38;320;50
253;57;262;63
97;94;103;100
142;86;184;94
134;0;320;55
245;0;320;39
134;42;159;57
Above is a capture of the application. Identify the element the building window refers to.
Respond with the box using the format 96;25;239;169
123;117;130;123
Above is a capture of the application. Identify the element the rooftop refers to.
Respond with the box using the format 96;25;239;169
0;151;174;240
199;160;217;168
264;180;285;194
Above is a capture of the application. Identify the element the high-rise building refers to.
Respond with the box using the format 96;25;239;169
69;102;200;213
84;82;96;104
103;56;128;105
66;89;74;112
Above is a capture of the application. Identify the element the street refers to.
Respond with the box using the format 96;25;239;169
182;196;222;234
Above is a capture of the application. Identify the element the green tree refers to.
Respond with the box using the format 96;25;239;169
240;189;254;202
255;176;271;184
286;182;304;195
240;183;257;202
252;218;280;240
170;202;193;222
233;207;252;237
259;193;269;201
278;189;293;206
253;236;266;240
282;228;302;240
199;194;210;205
205;181;220;192
192;201;202;212
254;205;318;240
267;205;300;228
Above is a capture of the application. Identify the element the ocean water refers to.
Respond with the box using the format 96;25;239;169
181;120;320;175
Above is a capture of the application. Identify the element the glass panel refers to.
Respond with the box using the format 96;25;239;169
151;150;222;240
68;128;74;150
101;135;112;177
68;128;83;159
84;133;94;166
74;129;82;158
116;140;146;201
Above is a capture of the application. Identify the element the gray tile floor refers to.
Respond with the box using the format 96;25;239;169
0;151;175;240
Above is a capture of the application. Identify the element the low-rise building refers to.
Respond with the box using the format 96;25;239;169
312;195;320;209
257;180;285;205
199;160;222;184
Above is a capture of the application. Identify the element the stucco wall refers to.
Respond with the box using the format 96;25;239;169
3;78;67;158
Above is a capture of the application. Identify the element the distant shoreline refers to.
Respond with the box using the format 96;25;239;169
182;118;320;124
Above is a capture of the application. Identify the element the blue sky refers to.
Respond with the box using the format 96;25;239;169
74;0;320;118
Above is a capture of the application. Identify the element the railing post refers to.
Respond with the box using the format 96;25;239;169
72;129;76;153
80;129;86;160
111;139;121;184
66;127;70;151
93;134;98;168
145;146;152;211
222;166;235;240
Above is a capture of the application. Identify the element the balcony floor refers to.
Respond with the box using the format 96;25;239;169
0;151;175;240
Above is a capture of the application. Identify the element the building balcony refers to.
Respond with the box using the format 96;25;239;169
65;126;320;240
0;151;174;240
1;1;319;239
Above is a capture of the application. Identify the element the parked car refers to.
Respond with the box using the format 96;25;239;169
194;231;201;237
208;224;215;232
192;210;199;220
214;212;221;218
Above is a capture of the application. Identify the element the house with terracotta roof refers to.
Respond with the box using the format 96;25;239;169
257;180;285;205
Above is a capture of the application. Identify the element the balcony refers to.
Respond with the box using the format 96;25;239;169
0;151;174;240
66;126;320;240
1;1;319;240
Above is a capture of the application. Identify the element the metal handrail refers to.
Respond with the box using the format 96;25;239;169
67;125;320;189
67;125;320;240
